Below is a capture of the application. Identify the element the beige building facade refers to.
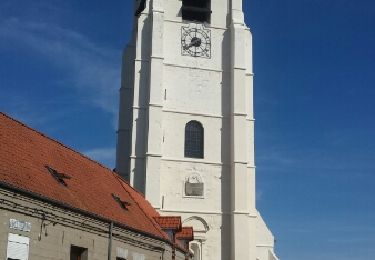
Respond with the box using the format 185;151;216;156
0;187;184;260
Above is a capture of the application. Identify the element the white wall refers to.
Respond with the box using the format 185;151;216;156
116;0;278;259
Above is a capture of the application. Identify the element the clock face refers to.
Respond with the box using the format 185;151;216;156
181;24;211;58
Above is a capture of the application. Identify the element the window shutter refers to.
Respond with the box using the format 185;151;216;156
7;241;29;260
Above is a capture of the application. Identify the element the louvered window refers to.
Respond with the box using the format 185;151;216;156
182;0;211;23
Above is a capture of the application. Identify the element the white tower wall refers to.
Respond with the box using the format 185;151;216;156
116;0;278;259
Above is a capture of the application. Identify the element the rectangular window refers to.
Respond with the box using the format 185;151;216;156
116;247;128;260
7;233;30;260
132;253;145;260
70;245;88;260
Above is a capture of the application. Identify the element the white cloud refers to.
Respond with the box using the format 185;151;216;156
0;18;121;125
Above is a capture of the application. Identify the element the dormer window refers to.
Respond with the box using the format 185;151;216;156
182;0;211;23
45;166;71;187
112;194;131;210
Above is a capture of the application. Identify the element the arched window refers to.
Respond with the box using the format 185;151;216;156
185;121;204;158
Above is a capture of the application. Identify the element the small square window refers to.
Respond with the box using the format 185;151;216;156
70;245;88;260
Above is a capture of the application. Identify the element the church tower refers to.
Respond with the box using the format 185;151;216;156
116;0;278;259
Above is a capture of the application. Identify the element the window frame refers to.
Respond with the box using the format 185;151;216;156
6;233;30;260
70;245;88;260
184;121;204;159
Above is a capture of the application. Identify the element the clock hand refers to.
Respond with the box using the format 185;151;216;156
191;38;202;47
183;43;193;50
183;38;201;50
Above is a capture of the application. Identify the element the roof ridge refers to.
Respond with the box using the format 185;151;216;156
113;171;152;199
0;112;113;173
112;171;132;187
155;216;180;219
111;172;168;240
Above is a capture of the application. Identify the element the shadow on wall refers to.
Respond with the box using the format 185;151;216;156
220;13;232;260
133;13;152;194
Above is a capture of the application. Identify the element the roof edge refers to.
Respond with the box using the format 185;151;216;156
0;112;113;173
0;112;190;255
111;172;167;239
0;180;176;246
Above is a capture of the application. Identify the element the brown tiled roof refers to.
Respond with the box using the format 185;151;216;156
0;112;168;241
154;216;182;230
176;227;194;241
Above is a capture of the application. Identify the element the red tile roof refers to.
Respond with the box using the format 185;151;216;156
176;227;194;241
0;112;168;241
154;216;182;231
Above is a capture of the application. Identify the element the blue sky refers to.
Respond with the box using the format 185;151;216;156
0;1;374;259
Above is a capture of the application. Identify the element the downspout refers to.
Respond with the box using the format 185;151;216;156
172;232;176;260
185;242;188;260
108;221;113;260
38;213;46;241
